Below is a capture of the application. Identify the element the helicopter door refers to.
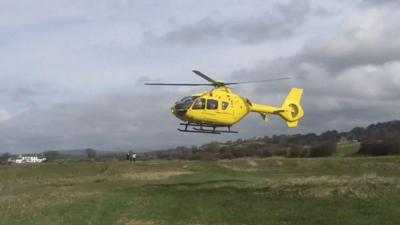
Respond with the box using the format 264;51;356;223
219;100;233;114
203;98;219;122
217;99;234;124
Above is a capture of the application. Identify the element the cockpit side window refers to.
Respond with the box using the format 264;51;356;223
222;101;229;110
207;99;218;110
192;98;206;110
177;96;193;103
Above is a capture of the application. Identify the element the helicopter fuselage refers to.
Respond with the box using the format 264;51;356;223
171;86;304;129
172;87;252;126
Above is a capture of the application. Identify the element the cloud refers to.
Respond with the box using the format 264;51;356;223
361;0;400;7
1;0;400;154
0;110;11;121
296;30;400;73
228;4;400;134
0;83;52;111
0;89;229;153
230;2;400;78
150;0;310;45
0;86;38;103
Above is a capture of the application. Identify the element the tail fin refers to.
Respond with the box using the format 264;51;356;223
279;88;304;128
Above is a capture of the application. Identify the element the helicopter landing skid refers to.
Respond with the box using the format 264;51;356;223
178;123;238;134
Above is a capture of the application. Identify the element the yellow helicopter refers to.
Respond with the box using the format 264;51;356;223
145;70;304;134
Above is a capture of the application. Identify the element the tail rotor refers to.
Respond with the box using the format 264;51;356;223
279;88;304;127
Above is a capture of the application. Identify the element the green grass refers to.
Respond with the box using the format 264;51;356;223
2;157;400;225
334;143;361;157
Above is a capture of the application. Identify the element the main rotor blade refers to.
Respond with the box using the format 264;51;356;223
192;70;218;84
224;77;292;85
144;83;213;86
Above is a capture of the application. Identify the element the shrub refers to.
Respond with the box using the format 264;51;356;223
287;145;308;158
358;138;400;156
43;151;60;162
309;141;337;157
0;152;11;165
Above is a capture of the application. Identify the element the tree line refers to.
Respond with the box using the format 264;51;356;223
143;120;400;160
1;120;399;164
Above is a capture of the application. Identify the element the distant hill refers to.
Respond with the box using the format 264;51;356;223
58;149;87;156
58;149;124;156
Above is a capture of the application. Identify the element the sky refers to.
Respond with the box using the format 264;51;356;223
1;0;400;153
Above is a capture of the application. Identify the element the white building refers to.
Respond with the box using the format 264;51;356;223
13;154;46;164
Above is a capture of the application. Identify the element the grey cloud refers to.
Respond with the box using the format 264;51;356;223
3;0;400;154
0;86;38;102
312;6;335;17
361;0;400;7
155;0;310;45
0;90;227;153
232;65;400;137
228;6;400;135
285;2;400;74
0;84;47;108
297;35;400;74
248;8;400;75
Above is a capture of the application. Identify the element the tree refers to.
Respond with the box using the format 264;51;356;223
309;141;337;157
0;152;11;165
287;145;308;158
219;146;235;159
201;142;220;153
43;151;60;162
358;138;400;156
86;148;97;160
349;127;365;140
320;130;339;142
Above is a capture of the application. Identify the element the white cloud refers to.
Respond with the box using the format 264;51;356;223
0;110;11;122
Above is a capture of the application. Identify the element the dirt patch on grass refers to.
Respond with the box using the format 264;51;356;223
262;173;400;198
217;161;260;172
119;171;192;181
218;158;292;172
0;188;100;212
360;162;400;170
218;164;259;172
273;174;397;186
118;217;156;225
246;159;259;167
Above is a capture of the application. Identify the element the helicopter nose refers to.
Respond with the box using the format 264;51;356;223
171;106;178;116
172;104;188;117
171;104;187;118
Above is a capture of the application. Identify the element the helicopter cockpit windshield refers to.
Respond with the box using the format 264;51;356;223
174;96;197;116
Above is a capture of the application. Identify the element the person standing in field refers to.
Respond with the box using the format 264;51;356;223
132;153;137;163
128;151;136;163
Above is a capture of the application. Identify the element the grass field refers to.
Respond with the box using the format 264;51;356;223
334;143;361;157
1;156;400;225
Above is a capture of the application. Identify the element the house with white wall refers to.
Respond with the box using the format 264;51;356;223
12;154;46;164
